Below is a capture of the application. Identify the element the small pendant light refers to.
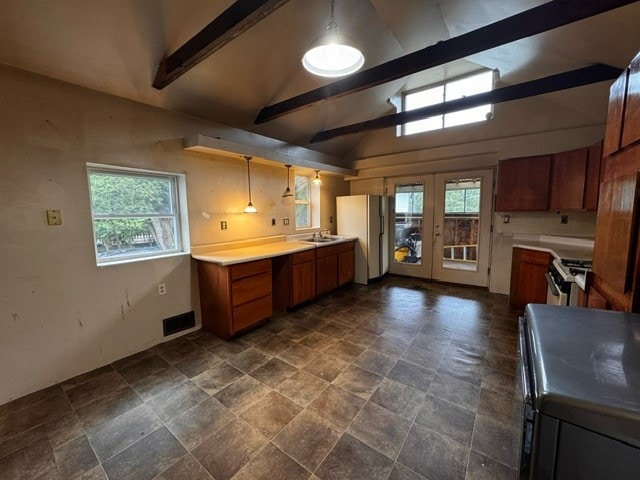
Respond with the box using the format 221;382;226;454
282;164;294;198
312;170;323;186
243;156;257;213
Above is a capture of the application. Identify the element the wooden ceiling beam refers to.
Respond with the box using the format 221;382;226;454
153;0;291;90
255;0;638;124
310;64;623;143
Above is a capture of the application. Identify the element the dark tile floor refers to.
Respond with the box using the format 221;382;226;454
0;275;522;480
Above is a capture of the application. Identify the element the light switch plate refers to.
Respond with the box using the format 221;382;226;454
46;209;62;226
283;217;289;226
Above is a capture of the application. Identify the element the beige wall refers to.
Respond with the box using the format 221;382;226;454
348;132;601;295
0;65;349;404
490;212;596;294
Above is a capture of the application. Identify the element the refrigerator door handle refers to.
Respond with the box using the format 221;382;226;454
379;215;384;235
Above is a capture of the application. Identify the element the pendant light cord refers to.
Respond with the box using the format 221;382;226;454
328;0;338;32
245;156;253;202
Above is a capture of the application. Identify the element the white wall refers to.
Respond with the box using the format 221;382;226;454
0;65;349;404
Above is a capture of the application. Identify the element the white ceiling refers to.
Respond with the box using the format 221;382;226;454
1;0;640;163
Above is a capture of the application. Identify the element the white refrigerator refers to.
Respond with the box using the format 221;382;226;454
337;195;390;285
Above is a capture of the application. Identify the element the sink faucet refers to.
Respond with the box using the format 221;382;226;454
313;230;321;239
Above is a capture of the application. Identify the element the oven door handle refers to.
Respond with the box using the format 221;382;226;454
518;317;533;405
545;273;560;297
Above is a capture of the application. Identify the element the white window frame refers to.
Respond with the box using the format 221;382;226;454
87;163;190;266
294;174;311;229
401;70;495;136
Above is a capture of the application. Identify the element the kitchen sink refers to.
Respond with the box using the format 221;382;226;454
301;237;338;243
298;235;349;244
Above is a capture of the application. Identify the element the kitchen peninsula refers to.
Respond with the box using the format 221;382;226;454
193;236;357;339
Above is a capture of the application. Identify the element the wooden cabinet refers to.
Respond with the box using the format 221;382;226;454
316;244;340;296
604;52;640;156
197;259;272;339
338;241;355;286
623;53;640;148
586;286;609;310
198;242;356;337
592;172;640;301
497;141;602;213
603;70;629;157
495;155;551;211
583;48;640;313
315;241;356;296
549;148;587;211
509;247;552;309
290;250;316;306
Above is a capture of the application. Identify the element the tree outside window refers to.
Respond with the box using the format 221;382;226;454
87;166;186;264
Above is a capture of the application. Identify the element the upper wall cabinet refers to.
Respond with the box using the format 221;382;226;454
496;140;603;212
623;52;640;149
603;70;629;157
495;155;551;211
549;148;588;211
604;51;640;156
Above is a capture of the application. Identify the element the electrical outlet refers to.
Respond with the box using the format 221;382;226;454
503;214;510;224
158;284;166;295
283;217;289;226
329;215;333;224
561;215;568;224
271;218;276;226
46;209;62;226
220;221;227;230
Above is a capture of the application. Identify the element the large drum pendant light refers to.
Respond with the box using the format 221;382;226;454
302;0;364;78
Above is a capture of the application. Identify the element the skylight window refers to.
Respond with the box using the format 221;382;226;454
402;70;495;136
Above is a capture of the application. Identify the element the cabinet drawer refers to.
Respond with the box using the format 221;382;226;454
232;295;272;332
231;272;271;306
292;249;315;265
230;259;271;281
315;244;343;258
520;250;551;267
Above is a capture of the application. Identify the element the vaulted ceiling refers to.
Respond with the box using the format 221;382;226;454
1;0;640;164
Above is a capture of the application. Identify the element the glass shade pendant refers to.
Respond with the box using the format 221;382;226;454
243;156;257;213
302;0;364;78
312;170;323;186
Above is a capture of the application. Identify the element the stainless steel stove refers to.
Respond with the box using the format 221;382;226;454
518;305;640;479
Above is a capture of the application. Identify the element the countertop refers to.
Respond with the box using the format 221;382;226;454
191;236;357;266
512;234;594;262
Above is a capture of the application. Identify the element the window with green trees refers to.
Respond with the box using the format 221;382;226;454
87;165;186;264
445;180;481;214
295;174;311;228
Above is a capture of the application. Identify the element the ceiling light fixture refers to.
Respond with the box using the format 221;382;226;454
243;156;257;213
302;0;364;78
312;170;323;186
282;164;294;198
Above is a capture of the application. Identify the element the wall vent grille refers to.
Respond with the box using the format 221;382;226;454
163;311;195;337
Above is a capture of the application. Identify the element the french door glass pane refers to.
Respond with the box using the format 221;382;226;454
442;177;481;272
394;183;424;265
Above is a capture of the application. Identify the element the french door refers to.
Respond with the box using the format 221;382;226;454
389;169;493;287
